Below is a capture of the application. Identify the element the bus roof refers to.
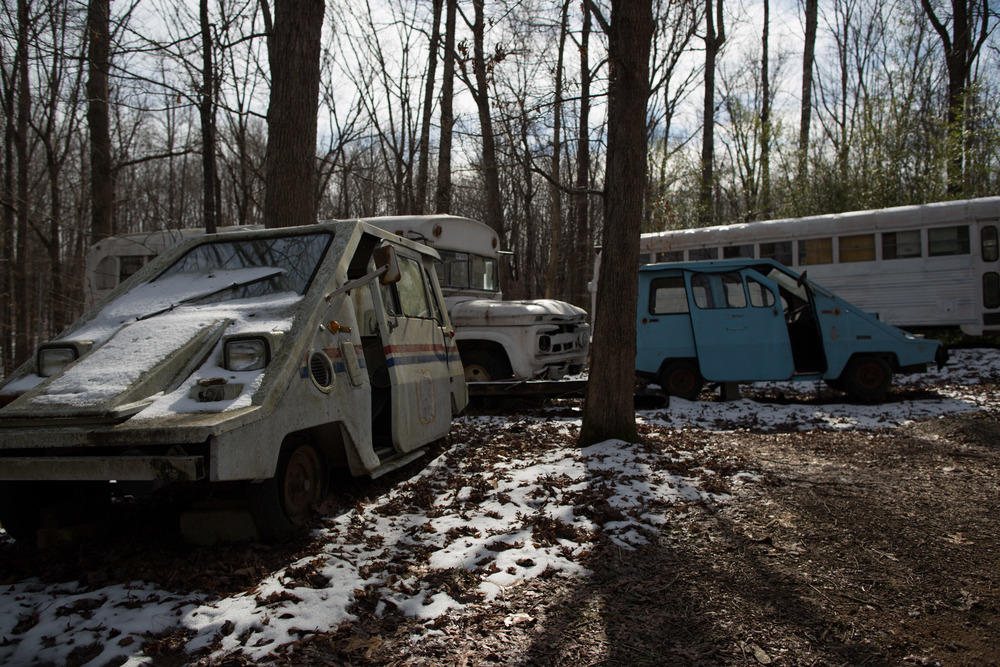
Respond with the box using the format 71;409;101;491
640;197;1000;253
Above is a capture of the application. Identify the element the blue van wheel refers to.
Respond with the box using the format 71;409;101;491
841;356;892;401
660;361;704;401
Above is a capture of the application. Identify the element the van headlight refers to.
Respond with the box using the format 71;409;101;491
224;337;270;371
37;341;92;377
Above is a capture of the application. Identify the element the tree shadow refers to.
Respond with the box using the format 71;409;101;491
521;472;897;665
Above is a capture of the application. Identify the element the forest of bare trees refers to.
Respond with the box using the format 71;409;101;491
1;0;997;377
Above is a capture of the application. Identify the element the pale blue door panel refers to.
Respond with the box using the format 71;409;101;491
685;270;795;381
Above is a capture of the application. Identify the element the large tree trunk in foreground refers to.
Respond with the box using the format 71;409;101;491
579;0;653;447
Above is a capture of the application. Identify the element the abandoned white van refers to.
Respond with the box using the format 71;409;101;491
0;221;467;543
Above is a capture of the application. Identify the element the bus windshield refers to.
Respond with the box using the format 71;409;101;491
436;250;498;292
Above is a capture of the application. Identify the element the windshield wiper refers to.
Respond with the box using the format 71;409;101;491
136;268;285;321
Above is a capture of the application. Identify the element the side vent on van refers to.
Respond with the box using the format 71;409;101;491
309;351;335;391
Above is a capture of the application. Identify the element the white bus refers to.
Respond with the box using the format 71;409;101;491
84;225;262;308
638;197;1000;335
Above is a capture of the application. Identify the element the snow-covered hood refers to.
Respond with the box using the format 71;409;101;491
0;315;231;420
0;267;301;423
446;297;587;327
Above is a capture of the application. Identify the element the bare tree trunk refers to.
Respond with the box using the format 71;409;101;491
1;73;12;375
415;0;443;214
759;0;771;220
468;0;504;238
920;0;990;197
545;0;570;300
797;0;817;189
579;0;653;447
263;0;325;228
14;0;31;366
570;3;592;310
200;0;218;233
698;0;724;224
435;0;456;214
87;0;113;242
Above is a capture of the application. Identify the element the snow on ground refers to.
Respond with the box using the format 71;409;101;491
1;348;998;666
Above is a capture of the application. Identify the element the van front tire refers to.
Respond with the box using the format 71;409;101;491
249;440;327;542
841;356;893;401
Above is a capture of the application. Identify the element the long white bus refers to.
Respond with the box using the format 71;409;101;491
638;197;1000;335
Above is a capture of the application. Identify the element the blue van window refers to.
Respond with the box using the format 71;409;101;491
650;276;689;314
747;277;775;308
691;274;713;308
723;273;747;307
691;272;746;309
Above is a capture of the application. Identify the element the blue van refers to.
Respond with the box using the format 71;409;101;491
636;259;948;400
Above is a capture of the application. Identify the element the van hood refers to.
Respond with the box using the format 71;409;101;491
0;314;231;422
446;297;587;327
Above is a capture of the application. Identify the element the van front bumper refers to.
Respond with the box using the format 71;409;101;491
0;454;206;482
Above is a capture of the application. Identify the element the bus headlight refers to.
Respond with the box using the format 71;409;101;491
224;337;269;371
538;335;552;352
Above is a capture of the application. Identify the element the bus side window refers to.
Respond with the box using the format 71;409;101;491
649;276;689;314
760;241;792;266
689;248;718;261
883;230;922;259
982;226;998;262
839;234;875;262
117;255;148;283
723;244;754;259
94;257;118;290
798;238;833;265
657;250;683;263
928;225;970;256
984;273;1000;309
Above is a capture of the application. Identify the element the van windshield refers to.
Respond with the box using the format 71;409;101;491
153;232;333;302
436;250;498;292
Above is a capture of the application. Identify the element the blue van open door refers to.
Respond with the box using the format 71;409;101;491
684;268;795;381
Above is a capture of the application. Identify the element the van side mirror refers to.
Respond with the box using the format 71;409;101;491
374;246;401;285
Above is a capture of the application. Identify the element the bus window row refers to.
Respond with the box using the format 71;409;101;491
650;224;998;267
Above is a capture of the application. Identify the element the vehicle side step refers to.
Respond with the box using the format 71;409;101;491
370;447;427;479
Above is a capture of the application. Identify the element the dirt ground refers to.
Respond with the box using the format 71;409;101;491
2;388;999;666
262;406;1000;667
